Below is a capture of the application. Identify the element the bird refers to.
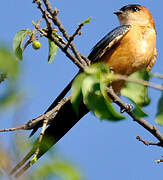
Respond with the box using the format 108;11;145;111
10;4;157;177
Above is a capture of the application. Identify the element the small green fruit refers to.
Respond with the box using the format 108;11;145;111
32;41;41;50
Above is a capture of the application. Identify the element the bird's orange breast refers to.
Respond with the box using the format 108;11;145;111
100;25;156;76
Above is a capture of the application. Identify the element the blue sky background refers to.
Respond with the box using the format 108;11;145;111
0;0;163;180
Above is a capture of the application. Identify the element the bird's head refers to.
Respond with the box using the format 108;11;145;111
114;4;155;29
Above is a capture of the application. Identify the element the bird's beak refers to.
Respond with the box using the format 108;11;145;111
114;10;123;15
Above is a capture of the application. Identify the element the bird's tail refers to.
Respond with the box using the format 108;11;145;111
10;97;88;177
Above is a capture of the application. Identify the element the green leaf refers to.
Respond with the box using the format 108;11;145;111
0;73;8;83
32;160;82;180
121;70;151;106
48;39;58;63
133;103;148;118
71;73;87;114
52;161;82;180
0;90;22;109
71;63;125;121
0;46;21;109
13;29;31;60
80;17;92;25
32;20;36;26
0;46;19;78
84;62;109;76
82;75;125;121
155;91;163;125
100;75;125;121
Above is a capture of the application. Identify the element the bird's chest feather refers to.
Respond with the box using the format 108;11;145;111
101;26;156;75
129;26;156;69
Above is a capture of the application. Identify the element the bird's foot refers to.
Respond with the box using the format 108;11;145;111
120;103;133;113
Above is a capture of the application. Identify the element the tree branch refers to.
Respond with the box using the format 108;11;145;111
106;87;163;143
136;136;163;147
0;97;71;133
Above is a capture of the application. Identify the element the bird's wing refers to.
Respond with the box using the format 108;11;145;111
88;25;131;62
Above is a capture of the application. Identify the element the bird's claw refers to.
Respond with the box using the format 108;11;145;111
120;103;133;113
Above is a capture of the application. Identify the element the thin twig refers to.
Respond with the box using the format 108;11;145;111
115;74;163;91
136;136;163;147
151;73;163;79
156;159;163;163
53;15;87;66
64;23;84;51
42;0;54;15
33;117;48;158
80;54;91;66
35;0;53;30
0;125;26;132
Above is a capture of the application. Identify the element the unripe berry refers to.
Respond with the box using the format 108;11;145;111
32;41;41;50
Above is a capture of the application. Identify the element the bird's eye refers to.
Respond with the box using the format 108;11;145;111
120;5;141;13
132;6;140;12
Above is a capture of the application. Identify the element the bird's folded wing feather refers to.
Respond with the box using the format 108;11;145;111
88;25;131;61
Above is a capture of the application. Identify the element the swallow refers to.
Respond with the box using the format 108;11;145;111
10;4;157;177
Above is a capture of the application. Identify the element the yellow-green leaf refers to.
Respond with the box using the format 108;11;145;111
0;73;8;83
13;29;31;60
32;160;82;180
84;62;109;76
71;73;86;114
121;70;150;106
80;17;92;25
100;75;125;121
82;75;125;121
48;39;58;63
0;46;18;78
